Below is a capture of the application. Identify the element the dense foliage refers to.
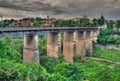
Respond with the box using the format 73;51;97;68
98;28;120;45
0;38;84;81
0;59;49;81
0;39;21;62
92;47;120;62
40;56;84;81
0;39;48;81
0;37;120;81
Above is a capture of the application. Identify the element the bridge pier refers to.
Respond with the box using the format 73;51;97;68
23;34;39;63
85;31;93;54
47;32;61;57
74;31;86;60
63;32;74;63
93;30;99;43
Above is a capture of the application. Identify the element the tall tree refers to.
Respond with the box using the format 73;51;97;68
116;20;120;31
98;14;105;26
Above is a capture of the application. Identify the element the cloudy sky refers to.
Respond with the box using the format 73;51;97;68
0;0;120;19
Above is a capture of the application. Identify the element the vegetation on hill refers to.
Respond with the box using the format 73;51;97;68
0;37;120;81
98;28;120;45
0;38;84;81
92;47;120;62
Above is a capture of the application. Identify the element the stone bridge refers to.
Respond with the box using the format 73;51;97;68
0;27;100;63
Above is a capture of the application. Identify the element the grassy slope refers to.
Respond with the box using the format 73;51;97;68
78;47;120;81
91;47;120;62
1;37;120;81
78;59;120;81
39;47;120;81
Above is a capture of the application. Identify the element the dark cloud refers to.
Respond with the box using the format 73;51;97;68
0;0;120;19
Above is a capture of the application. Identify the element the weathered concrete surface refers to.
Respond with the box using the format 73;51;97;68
47;32;61;57
23;34;39;63
63;32;74;62
93;30;99;43
85;31;93;54
74;31;86;60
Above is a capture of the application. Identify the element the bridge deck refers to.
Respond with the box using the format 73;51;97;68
0;27;99;34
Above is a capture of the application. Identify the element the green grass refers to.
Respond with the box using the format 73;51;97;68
91;47;120;62
78;59;120;81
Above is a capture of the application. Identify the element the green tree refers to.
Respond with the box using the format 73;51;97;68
54;62;84;81
116;20;120;31
98;15;105;26
92;18;98;27
0;38;21;62
107;20;114;29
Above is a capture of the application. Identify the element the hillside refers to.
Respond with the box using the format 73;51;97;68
0;37;120;81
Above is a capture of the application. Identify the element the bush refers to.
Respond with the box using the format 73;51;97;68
98;36;120;45
38;37;47;55
99;29;113;36
48;73;67;81
40;55;64;73
92;47;120;62
0;39;21;62
95;65;120;81
0;58;49;81
98;29;120;45
54;62;84;81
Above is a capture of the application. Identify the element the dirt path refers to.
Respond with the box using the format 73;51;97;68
87;57;120;64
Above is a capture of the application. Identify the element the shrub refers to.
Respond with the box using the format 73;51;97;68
54;62;84;81
0;58;49;81
40;55;64;73
98;28;120;45
48;73;67;81
0;39;21;62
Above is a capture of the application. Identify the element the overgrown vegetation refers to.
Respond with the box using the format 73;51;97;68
98;28;120;45
0;36;120;81
91;47;120;62
0;38;84;81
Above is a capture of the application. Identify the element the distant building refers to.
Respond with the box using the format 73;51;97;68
20;19;33;27
11;20;19;27
11;19;33;27
26;19;33;26
72;17;80;22
82;15;90;23
83;15;88;19
41;16;56;27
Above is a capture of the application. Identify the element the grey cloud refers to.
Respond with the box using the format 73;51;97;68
0;0;120;19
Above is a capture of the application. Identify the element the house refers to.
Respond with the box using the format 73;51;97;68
11;20;19;27
41;18;56;27
19;19;33;27
25;19;33;26
72;17;80;22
